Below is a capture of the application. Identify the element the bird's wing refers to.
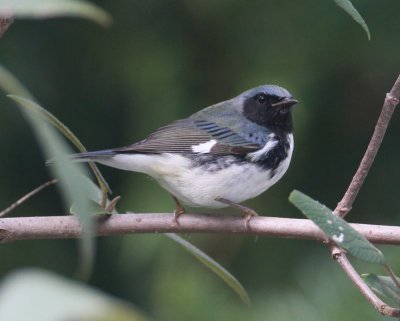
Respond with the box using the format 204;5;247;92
112;119;261;155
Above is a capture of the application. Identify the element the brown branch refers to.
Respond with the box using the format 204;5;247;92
327;75;400;318
331;245;400;318
0;179;58;217
0;213;400;244
335;75;400;217
0;16;14;38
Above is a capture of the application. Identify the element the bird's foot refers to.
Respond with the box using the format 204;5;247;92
173;207;186;225
242;207;258;229
171;195;186;225
215;197;258;229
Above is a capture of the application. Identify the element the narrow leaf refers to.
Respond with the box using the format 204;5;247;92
0;269;150;321
82;180;250;302
0;0;112;27
8;95;95;278
362;274;400;307
0;65;34;100
165;233;251;305
0;65;249;299
0;64;111;197
289;190;385;264
334;0;370;40
70;200;111;216
27;100;111;195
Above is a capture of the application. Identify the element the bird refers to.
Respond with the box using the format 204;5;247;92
70;85;298;226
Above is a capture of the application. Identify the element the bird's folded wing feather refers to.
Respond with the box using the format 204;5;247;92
112;119;261;155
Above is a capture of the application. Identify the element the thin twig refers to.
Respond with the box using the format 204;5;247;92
335;75;400;217
331;245;400;317
0;16;14;38
0;213;400;244
327;75;400;318
0;179;58;217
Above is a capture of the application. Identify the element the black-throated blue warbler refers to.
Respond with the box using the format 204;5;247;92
70;85;298;226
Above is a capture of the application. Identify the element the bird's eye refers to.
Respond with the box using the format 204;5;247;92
256;93;267;104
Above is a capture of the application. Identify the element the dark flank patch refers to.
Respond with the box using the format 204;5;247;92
188;134;291;175
188;154;247;173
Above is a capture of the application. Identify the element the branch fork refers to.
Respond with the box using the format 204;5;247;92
330;74;400;317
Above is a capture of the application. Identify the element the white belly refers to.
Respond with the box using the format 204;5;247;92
97;146;293;208
157;159;290;208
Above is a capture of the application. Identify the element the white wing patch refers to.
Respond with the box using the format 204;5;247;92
191;140;217;153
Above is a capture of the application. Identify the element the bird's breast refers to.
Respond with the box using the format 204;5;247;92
247;133;294;174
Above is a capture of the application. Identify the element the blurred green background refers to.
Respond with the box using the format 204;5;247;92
1;1;400;320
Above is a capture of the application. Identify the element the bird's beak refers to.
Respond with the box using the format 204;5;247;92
271;97;299;108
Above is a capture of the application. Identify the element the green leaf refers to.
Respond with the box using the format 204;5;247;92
165;233;251;305
32;102;112;195
70;180;250;303
70;200;111;216
0;269;149;321
334;0;370;40
0;67;249;302
7;95;96;278
289;190;385;264
81;180;250;303
362;274;400;307
0;65;35;100
83;180;251;302
0;0;112;27
0;64;111;197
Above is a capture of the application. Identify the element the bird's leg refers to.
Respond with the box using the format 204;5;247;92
171;195;186;224
215;197;258;228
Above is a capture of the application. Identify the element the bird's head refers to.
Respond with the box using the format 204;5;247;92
238;85;298;132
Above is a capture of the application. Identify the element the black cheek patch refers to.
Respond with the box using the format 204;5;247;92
243;96;294;133
243;96;269;126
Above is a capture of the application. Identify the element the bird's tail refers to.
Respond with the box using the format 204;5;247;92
46;149;116;166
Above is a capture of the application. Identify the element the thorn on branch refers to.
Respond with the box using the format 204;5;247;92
330;245;345;260
0;229;11;243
